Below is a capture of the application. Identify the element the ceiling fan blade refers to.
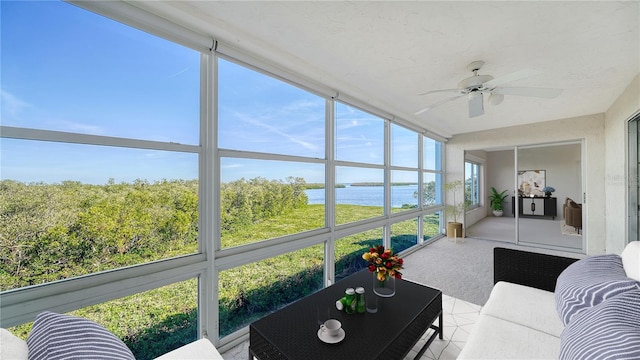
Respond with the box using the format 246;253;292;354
417;88;459;96
414;94;465;115
484;68;543;88
468;92;484;118
492;87;563;99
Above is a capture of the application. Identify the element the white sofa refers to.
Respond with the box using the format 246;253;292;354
459;241;640;359
155;338;223;360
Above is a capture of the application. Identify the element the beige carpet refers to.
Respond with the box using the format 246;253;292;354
402;236;586;306
465;216;583;251
561;222;581;236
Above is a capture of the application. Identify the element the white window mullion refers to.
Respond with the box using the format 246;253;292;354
200;50;218;343
0;126;199;154
384;120;391;248
418;135;425;244
325;99;336;286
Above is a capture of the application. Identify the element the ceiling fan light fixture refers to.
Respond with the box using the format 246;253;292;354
489;93;504;105
416;60;562;118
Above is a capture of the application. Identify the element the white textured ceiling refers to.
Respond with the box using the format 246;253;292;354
133;1;639;138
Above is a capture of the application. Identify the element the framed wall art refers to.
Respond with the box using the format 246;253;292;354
518;170;546;197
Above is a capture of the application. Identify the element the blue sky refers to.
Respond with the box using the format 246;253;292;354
1;1;425;186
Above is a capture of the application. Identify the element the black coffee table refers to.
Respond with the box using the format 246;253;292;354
249;269;443;360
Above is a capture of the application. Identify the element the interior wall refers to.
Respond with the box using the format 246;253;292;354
447;113;605;255
605;74;640;254
465;150;488;227
486;150;514;217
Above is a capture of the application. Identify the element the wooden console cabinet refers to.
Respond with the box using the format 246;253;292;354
512;196;557;219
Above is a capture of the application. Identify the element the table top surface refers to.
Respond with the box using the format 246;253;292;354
250;269;442;360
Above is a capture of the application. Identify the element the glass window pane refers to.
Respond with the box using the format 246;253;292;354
423;172;443;206
1;138;198;184
335;167;384;225
391;219;418;253
465;162;480;206
1;1;200;144
391;124;418;168
220;158;325;248
1;140;198;290
335;103;384;165
465;162;473;203
218;59;325;158
8;279;198;360
219;244;324;337
335;228;383;281
423;137;442;170
423;212;443;240
391;170;419;213
422;172;437;207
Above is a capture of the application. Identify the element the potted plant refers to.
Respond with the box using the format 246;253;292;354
489;187;509;217
542;186;555;197
443;180;468;238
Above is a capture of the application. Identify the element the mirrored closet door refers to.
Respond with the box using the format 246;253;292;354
515;142;584;252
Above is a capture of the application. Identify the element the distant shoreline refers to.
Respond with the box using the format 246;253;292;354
305;182;418;189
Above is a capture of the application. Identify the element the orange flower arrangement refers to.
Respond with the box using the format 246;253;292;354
362;245;404;281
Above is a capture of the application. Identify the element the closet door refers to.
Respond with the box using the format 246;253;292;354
516;143;583;252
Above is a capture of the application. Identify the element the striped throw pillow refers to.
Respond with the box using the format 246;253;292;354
560;288;640;360
27;311;135;360
555;254;640;325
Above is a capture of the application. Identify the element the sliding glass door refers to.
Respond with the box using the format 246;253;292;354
515;142;584;252
628;114;640;243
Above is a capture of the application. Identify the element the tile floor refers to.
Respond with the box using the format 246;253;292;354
220;294;481;360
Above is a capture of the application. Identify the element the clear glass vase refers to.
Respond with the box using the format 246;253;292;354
372;273;396;297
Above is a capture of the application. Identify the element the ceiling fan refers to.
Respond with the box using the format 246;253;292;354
415;61;563;118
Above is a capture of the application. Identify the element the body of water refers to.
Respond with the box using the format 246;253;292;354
305;185;419;207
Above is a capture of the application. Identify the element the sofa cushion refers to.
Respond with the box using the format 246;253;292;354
482;282;564;337
560;288;640;360
27;311;135;360
458;312;561;359
1;328;28;360
555;254;640;325
154;338;223;360
621;241;640;281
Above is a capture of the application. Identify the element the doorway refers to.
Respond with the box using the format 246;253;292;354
465;141;585;253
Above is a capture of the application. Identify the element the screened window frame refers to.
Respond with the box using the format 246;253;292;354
465;160;482;209
1;0;448;353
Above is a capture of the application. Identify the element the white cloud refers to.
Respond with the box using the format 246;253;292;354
236;111;319;151
167;67;189;79
55;119;104;135
1;89;31;118
282;99;320;113
222;163;244;169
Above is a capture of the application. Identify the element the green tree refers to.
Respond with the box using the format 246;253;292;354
414;180;437;206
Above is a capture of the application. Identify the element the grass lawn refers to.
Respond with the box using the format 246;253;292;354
10;204;440;359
